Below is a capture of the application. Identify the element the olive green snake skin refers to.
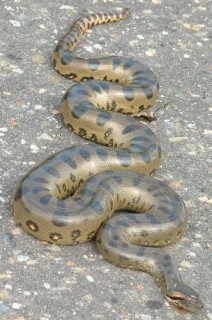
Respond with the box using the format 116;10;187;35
11;8;203;312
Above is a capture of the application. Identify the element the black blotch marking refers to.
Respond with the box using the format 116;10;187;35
142;87;154;100
87;230;96;240
57;200;67;208
147;214;159;224
111;100;117;111
122;87;135;101
90;133;97;143
157;206;170;214
96;148;108;161
78;149;91;161
122;124;141;135
139;105;145;111
67;123;74;132
107;138;114;147
116;153;131;167
52;218;67;227
102;182;114;194
96;112;112;126
45;166;60;178
39;194;52;206
67;73;78;80
141;151;151;164
78;128;87;137
81;76;94;81
74;197;85;206
50;233;62;242
71;104;87;119
71;229;81;240
33;177;49;184
89;82;101;93
61;155;77;169
88;59;100;71
123;59;135;70
52;58;56;68
26;220;39;232
112;57;121;70
32;186;48;194
109;240;118;248
99;81;110;93
113;176;123;184
91;201;103;214
147;184;159;193
116;220;128;227
75;88;92;97
78;189;94;197
70;173;76;182
61;51;73;65
104;128;113;139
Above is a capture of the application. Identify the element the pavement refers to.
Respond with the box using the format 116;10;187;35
0;0;211;319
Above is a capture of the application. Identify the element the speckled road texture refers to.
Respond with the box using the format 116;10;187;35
0;1;211;320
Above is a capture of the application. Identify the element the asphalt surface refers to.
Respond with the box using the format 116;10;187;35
0;0;211;319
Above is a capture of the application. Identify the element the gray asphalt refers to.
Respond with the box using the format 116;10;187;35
0;0;211;319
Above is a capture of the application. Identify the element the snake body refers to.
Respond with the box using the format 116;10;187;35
11;9;203;312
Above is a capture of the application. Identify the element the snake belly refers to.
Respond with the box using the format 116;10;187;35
11;8;203;312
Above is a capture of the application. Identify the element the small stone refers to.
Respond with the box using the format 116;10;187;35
169;136;188;142
0;127;8;132
142;9;152;14
34;104;43;110
189;252;196;257
194;233;203;239
12;303;22;309
86;275;94;282
12;68;24;74
38;88;47;93
9;20;21;27
30;144;39;153
198;196;212;205
180;261;193;268
136;35;144;40
43;283;51;289
17;255;29;262
84;46;93;52
145;48;156;57
37;133;53;141
183;54;190;59
93;44;102;50
203;129;212;135
32;54;46;64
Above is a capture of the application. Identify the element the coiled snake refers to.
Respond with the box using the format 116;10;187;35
11;8;203;312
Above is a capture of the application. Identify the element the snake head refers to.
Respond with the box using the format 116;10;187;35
166;279;204;313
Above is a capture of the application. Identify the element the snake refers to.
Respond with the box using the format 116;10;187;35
11;8;203;312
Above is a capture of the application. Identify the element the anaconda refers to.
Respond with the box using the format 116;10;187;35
11;8;203;312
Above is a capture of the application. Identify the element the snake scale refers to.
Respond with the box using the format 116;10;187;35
11;8;203;312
